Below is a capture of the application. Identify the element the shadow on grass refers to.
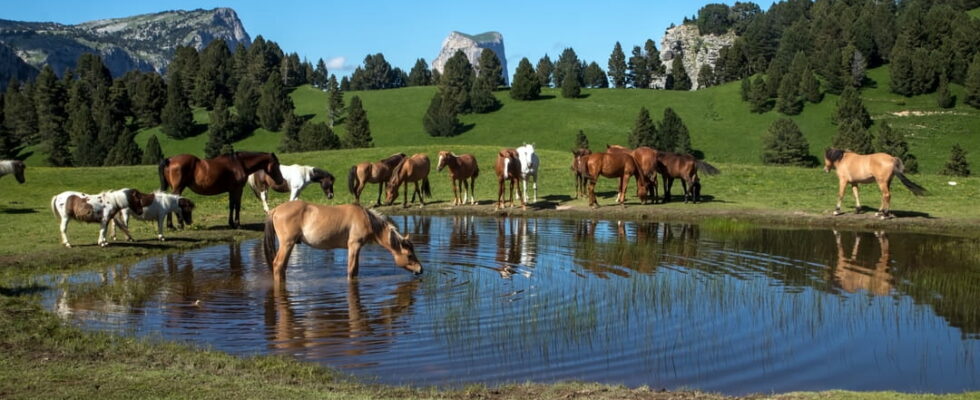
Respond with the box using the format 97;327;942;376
1;207;37;214
0;283;49;296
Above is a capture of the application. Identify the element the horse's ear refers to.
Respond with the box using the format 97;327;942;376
404;233;412;242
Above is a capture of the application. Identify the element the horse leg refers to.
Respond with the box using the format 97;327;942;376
851;184;862;214
113;213;135;242
877;178;892;219
229;187;244;228
588;178;598;209
260;190;271;213
60;216;72;248
272;236;296;281
532;174;538;204
496;178;504;209
416;181;425;207
834;179;847;216
663;176;673;203
98;219;109;247
375;182;385;207
347;242;363;278
618;175;628;207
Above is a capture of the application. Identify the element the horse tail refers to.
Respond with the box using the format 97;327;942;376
158;158;170;191
347;165;358;196
263;214;277;268
421;177;431;198
696;160;721;176
50;195;60;220
895;170;927;196
473;163;480;180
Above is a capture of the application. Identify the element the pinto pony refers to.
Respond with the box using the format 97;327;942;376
385;153;431;207
824;148;926;218
51;188;144;247
495;148;524;209
348;153;406;206
584;151;649;208
248;164;335;213
437;151;479;205
657;152;720;203
110;191;195;241
160;152;284;228
0;160;26;184
516;143;540;204
263;201;423;279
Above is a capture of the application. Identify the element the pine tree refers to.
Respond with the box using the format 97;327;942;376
608;42;628;88
104;127;142;166
740;77;752;101
142;135;164;165
628;107;657;148
408;58;432;86
761;118;813;166
299;121;340;151
749;75;770;113
936;76;956;109
440;50;474;114
193;38;231;109
233;76;259;130
940;144;970;177
628;46;650;89
34;66;71;166
313;58;329;88
257;71;291;131
561;71;581;99
875;122;918;174
645;39;664;76
966;53;980;109
340;76;351;91
889;33;915;96
575;130;590;151
471;49;502;113
66;80;102;166
833;86;872;128
345;96;372;148
660;107;692;154
776;72;802;115
161;70;196;139
510;58;540;101
204;97;235;158
554;48;581;89
697;64;715;89
326;74;345;127
423;92;461;137
536;55;554;88
671;56;692;91
3;80;37;147
130;72;166;128
278;112;302;153
833;119;874;154
800;67;822;103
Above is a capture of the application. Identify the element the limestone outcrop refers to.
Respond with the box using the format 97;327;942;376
432;31;508;86
653;23;736;90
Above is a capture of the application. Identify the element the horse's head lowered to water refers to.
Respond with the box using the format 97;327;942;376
387;229;423;275
311;168;335;199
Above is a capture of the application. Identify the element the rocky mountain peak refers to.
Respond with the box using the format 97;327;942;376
654;23;735;90
432;31;509;86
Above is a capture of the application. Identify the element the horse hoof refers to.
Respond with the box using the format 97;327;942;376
833;210;843;216
64;243;72;248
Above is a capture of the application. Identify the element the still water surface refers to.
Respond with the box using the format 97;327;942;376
45;216;980;395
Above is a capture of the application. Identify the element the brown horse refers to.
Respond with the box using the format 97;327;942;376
824;148;925;218
348;153;406;206
657;151;720;203
584;151;649;208
606;145;660;203
495;148;524;209
437;151;479;205
571;148;592;199
263;201;423;279
385;153;431;207
160;151;284;228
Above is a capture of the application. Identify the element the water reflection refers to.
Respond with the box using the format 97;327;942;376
831;231;892;295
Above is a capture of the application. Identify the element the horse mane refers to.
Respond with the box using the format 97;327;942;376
388;157;409;185
365;208;406;248
311;167;333;181
381;153;406;167
825;148;845;163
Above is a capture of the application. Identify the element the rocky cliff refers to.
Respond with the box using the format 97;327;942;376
432;31;508;86
654;23;735;90
0;7;251;80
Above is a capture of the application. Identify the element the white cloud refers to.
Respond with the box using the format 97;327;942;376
325;56;351;71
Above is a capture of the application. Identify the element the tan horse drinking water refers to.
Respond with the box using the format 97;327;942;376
348;153;406;206
263;201;423;279
437;151;479;205
824;148;926;218
385;153;431;207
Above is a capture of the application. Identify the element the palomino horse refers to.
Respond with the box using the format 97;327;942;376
437;151;479;205
571;148;592;199
606;145;659;203
385;153;431;207
495;148;524;209
263;201;423;279
516;143;540;204
50;188;144;247
348;153;406;206
657;151;720;203
824;148;926;218
248;164;335;213
584;151;649;208
160;152;284;228
0;160;26;184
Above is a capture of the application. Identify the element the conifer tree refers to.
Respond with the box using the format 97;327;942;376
194;39;231;109
628;107;656;149
660;107;692;155
833;119;874;154
536;55;553;88
833;86;871;128
471;49;502;113
561;71;581;99
936;76;955;109
554;48;581;89
3;80;37;147
423;92;462;137
66;81;102;166
34;66;71;166
575;129;590;151
697;65;715;89
204;97;235;158
408;58;432;86
313;58;329;88
584;62;608;88
439;50;474;115
671;56;692;91
142;134;164;165
278;112;302;153
608;42;628;88
749;75;770;113
875;122;918;174
740;77;752;101
257;71;291;131
776;72;802;115
299;121;340;151
345;96;372;148
326;74;345;127
161;70;196;139
628;46;650;89
966;53;980;109
800;67;822;103
130;72;166;128
234;76;259;130
940;144;970;177
510;58;540;100
761;118;812;166
645;39;664;77
104;127;143;166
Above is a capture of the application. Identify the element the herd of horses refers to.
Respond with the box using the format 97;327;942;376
0;143;927;279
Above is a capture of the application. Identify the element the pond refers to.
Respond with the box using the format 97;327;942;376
44;216;980;395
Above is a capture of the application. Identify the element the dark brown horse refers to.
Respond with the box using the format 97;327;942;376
571;148;592;199
606;145;659;203
824;148;925;218
348;153;406;206
584;151;649;208
657;151;720;203
437;151;479;205
385;153;431;207
495;148;524;209
160;151;284;228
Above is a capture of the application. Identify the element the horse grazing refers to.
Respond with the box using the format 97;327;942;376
495;148;524;209
437;151;479;205
584;151;649;208
110;191;195;241
516;144;540;204
606;145;659;203
160;152;284;228
824;148;926;218
263;201;423;279
657;151;720;203
50;188;144;247
248;164;335;213
385;153;431;207
571;148;592;199
348;153;406;206
0;160;26;184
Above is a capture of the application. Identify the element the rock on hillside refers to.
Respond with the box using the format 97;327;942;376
432;31;508;86
0;7;251;80
0;42;37;90
654;23;735;90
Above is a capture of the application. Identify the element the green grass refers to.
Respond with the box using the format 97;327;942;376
969;6;980;19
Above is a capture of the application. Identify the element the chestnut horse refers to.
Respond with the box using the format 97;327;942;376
824;148;925;218
263;201;423;279
571;148;592;199
437;151;479;205
606;145;659;203
495;148;524;209
584;151;649;208
657;151;720;203
385;153;431;207
348;153;406;206
160;151;284;228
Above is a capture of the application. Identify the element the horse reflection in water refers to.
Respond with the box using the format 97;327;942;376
450;215;478;249
830;231;892;295
494;218;537;278
572;220;699;278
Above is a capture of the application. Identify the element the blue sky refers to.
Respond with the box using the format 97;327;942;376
6;1;748;76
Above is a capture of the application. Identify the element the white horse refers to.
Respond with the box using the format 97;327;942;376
50;188;144;247
0;160;26;184
110;191;195;241
248;164;335;213
516;143;539;204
